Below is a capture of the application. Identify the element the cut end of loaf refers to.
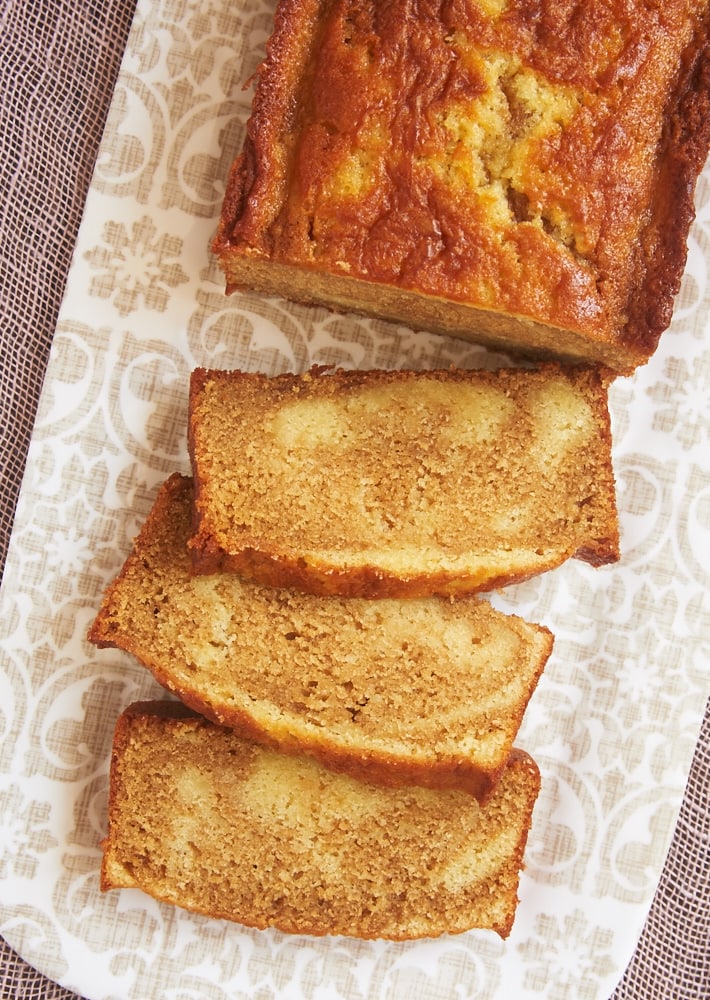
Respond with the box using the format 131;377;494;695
213;0;710;372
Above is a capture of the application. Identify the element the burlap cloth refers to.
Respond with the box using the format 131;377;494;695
0;1;707;997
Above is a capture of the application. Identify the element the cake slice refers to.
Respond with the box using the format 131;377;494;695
88;473;553;800
213;0;710;373
187;364;619;597
101;701;542;940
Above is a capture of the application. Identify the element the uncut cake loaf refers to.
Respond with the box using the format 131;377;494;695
213;0;710;373
187;364;619;597
101;701;542;940
88;474;553;799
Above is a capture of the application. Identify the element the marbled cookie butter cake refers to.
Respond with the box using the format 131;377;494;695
88;474;553;800
101;702;542;940
187;365;619;597
213;0;710;373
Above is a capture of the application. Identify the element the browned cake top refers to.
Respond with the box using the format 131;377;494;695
217;0;710;366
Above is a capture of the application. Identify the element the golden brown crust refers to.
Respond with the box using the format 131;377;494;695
187;364;620;598
214;0;710;373
627;20;710;350
187;536;619;597
89;473;554;800
101;702;541;939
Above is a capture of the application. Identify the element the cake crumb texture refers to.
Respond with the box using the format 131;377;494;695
101;701;542;940
88;473;553;798
187;364;619;596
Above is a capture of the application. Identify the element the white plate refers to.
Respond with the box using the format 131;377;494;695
1;1;709;997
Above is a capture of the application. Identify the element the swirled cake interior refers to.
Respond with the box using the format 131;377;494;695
101;701;541;939
88;474;553;799
187;364;619;597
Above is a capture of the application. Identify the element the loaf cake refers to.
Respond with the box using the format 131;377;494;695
101;701;541;939
212;0;710;373
88;473;553;799
187;364;619;597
